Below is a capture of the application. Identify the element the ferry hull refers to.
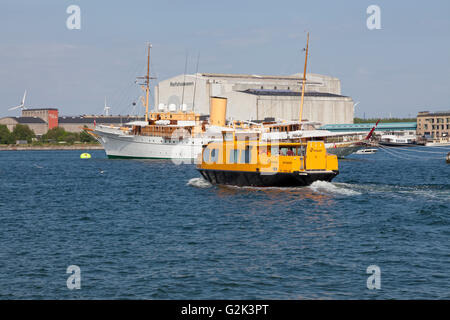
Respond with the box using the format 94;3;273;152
198;169;339;187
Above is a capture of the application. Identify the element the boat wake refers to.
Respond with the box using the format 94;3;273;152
187;177;212;188
187;178;362;195
339;182;450;200
309;181;362;196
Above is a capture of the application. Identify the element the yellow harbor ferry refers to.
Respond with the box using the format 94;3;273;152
197;137;339;187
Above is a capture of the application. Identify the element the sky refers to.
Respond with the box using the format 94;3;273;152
0;0;449;119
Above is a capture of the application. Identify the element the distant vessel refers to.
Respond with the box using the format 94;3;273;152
355;148;378;154
324;140;367;158
425;137;450;147
321;120;380;157
379;133;417;147
197;139;339;187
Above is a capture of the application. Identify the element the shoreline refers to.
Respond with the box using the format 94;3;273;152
0;144;104;151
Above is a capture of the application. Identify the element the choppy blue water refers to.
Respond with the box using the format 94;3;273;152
0;147;449;299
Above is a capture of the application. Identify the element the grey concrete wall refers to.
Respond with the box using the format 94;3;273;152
154;74;210;114
0;118;48;135
302;97;354;124
0;118;17;132
58;123;92;133
255;96;353;125
220;91;258;121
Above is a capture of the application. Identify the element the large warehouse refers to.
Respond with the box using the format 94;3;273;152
154;73;354;124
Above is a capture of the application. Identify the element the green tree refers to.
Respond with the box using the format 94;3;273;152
42;127;67;142
42;127;84;144
0;125;14;144
12;124;35;143
64;133;79;144
80;127;97;143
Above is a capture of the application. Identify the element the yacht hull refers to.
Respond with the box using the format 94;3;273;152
94;128;204;160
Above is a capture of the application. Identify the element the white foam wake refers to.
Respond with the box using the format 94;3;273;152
309;181;361;196
187;177;212;188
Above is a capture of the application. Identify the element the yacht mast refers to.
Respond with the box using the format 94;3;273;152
137;43;152;122
145;43;151;122
299;32;309;122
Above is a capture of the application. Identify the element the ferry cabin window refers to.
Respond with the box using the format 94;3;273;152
203;148;210;162
229;149;239;164
296;146;306;156
210;148;219;163
240;147;252;164
279;146;304;156
279;147;290;156
271;145;279;156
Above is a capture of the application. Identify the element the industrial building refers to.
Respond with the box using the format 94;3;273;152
154;73;354;125
416;111;450;138
0;116;48;135
0;108;143;136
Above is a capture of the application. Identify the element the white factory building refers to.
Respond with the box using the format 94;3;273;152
154;73;354;125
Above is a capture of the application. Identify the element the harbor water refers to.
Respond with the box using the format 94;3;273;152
0;147;449;299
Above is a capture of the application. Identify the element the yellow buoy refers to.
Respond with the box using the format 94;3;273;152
80;153;91;159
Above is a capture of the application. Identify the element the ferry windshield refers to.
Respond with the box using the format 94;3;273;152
276;146;305;156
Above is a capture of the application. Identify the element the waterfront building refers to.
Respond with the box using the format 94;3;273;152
0;116;48;135
416;111;450;138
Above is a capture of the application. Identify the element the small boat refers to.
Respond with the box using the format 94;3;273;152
197;139;339;187
425;138;450;147
447;152;450;164
355;148;378;154
379;133;417;147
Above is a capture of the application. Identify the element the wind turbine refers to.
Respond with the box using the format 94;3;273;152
8;90;27;111
104;96;111;116
353;101;360;117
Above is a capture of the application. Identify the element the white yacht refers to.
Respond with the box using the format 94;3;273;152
379;132;417;147
425;137;450;147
